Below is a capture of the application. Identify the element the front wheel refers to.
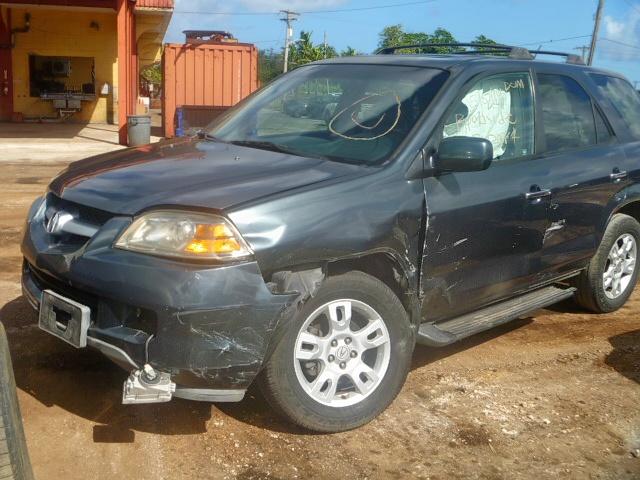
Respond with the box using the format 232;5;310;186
573;213;640;313
259;271;414;432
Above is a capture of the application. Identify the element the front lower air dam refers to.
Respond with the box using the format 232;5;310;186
122;364;176;404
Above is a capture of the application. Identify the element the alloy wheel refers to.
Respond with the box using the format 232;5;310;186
293;299;391;408
603;233;637;299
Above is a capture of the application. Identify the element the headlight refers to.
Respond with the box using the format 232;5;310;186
115;210;253;260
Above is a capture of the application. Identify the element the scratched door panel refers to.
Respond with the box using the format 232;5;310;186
534;145;627;277
421;160;551;323
420;71;549;323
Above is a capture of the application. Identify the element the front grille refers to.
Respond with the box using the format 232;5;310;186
42;193;113;246
46;193;113;227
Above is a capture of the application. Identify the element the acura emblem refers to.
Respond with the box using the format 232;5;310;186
46;211;73;235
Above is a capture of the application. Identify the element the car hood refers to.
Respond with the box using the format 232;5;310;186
49;138;362;216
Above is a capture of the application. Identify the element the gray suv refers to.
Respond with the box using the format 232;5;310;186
21;43;640;432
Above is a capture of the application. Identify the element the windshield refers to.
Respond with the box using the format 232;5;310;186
208;64;449;164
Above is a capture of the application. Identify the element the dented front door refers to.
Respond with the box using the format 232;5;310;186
420;70;551;323
421;160;552;323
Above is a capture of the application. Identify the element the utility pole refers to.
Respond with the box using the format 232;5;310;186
280;10;299;73
323;31;328;59
574;45;590;62
588;0;605;66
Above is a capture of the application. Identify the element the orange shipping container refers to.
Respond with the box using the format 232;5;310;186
162;42;259;137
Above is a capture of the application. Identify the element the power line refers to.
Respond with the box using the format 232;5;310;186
301;0;437;14
518;34;592;47
600;37;640;50
253;39;282;44
173;0;437;16
622;0;640;15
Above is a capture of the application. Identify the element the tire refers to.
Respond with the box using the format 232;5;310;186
573;213;640;313
259;271;415;432
0;322;33;480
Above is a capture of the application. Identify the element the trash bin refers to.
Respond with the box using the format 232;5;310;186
127;115;151;147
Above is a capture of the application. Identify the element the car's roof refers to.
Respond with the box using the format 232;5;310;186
312;54;623;78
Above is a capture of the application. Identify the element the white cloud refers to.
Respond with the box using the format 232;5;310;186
237;0;346;11
601;9;640;60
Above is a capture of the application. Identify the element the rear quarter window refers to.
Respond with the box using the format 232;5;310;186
590;74;640;140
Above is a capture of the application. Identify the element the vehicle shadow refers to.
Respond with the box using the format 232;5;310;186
541;297;588;314
410;317;533;369
604;329;640;384
0;294;537;439
217;318;536;434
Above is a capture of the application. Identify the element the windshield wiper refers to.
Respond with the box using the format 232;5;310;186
229;140;335;162
228;140;297;155
203;133;227;143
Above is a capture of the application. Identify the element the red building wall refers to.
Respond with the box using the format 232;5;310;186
0;0;116;8
137;0;173;8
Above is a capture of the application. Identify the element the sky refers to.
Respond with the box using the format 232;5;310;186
166;0;640;85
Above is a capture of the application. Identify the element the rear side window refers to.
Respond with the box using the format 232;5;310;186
590;74;640;139
441;72;534;161
538;74;596;152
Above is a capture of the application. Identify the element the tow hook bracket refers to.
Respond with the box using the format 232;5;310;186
122;364;176;404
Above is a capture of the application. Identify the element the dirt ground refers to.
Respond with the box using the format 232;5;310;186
0;127;639;479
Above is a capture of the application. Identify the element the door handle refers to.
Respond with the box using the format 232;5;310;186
610;170;628;182
525;188;552;200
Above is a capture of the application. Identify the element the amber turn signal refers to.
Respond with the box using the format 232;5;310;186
184;224;243;255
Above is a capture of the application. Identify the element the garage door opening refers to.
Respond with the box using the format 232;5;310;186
28;55;97;121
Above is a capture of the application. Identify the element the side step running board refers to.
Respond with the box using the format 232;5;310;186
417;285;576;347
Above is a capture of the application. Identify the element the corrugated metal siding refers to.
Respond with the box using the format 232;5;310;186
163;43;259;137
137;0;173;8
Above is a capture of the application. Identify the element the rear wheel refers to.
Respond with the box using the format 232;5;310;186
0;322;34;480
573;213;640;313
259;271;414;432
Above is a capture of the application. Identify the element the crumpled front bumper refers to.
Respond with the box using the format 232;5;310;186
21;197;298;396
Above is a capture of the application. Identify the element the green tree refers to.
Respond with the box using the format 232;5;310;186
341;46;360;57
140;62;162;85
472;34;499;47
377;25;499;54
258;48;284;85
378;24;407;49
288;31;340;67
378;24;430;52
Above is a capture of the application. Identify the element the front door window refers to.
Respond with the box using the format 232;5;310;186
442;72;535;161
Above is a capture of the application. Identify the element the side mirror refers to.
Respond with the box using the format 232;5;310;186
435;136;493;173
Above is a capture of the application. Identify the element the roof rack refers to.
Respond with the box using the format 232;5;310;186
375;43;585;65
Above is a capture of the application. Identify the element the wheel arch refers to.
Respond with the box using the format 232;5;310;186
613;201;640;225
261;249;421;369
600;187;640;241
266;249;421;327
325;250;421;326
